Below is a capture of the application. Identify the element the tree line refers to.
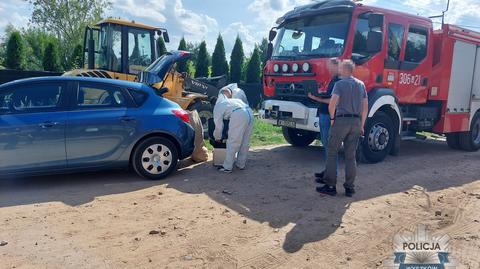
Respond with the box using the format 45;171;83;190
0;0;269;83
157;35;269;83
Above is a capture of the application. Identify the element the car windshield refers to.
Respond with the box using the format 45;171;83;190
273;13;351;59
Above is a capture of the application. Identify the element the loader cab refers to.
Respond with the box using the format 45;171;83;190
83;19;169;81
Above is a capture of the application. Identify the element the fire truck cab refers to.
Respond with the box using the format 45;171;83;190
259;0;480;163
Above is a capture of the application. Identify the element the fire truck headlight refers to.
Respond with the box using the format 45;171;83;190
302;62;310;72
282;63;289;72
292;63;299;72
273;64;279;73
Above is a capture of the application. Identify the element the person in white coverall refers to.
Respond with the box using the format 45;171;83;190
213;88;254;173
221;83;249;105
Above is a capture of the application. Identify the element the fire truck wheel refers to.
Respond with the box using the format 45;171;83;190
458;112;480;151
446;133;461;150
359;111;394;163
190;101;213;138
282;127;317;147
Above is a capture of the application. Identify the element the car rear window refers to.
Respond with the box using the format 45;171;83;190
128;89;148;106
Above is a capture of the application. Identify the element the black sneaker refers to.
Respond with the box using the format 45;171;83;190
217;166;232;173
316;185;337;196
315;177;326;184
314;171;325;178
345;188;355;197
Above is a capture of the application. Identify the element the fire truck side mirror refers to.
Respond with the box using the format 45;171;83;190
267;43;274;60
269;29;277;42
368;13;384;29
366;31;383;53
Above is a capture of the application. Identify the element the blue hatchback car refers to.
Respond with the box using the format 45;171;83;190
0;76;194;180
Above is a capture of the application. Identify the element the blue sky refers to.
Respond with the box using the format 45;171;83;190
1;0;479;55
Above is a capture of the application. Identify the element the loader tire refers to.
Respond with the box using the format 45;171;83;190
190;101;213;138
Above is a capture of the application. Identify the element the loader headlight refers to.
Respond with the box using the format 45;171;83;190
282;63;289;72
302;62;310;72
273;64;279;73
292;63;299;72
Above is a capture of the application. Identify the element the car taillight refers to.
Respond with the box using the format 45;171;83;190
172;109;190;123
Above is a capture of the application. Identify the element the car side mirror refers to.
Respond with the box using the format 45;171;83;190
368;13;384;29
269;29;277;42
366;31;383;53
266;43;274;60
158;87;169;95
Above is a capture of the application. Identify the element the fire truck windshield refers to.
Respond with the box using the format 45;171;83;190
272;13;351;59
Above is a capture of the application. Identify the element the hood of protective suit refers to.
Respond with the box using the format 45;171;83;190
216;92;229;104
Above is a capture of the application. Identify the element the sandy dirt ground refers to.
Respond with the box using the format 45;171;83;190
1;139;480;269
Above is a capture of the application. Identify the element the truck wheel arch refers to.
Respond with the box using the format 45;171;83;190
367;88;401;134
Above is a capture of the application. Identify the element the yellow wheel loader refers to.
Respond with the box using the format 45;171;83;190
64;19;221;135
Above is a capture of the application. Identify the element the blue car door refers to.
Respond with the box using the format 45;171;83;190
0;82;67;173
65;82;137;167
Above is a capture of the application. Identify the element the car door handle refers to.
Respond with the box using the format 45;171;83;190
39;121;59;128
120;116;136;122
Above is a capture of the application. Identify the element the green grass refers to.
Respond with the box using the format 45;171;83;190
204;117;286;150
250;118;285;147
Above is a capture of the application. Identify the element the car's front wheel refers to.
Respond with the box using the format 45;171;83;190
132;137;179;180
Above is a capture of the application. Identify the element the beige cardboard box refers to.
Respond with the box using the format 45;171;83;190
213;148;226;166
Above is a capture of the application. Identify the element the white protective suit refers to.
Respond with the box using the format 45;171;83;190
213;94;254;170
221;83;249;105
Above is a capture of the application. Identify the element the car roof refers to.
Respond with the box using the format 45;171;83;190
0;76;149;91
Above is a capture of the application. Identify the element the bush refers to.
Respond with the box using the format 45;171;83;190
43;41;61;72
70;44;83;69
157;37;167;57
177;37;188;73
5;31;26;70
246;46;261;83
211;34;228;77
230;36;244;83
195;41;209;77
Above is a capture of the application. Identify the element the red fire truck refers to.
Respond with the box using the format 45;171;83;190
259;0;480;163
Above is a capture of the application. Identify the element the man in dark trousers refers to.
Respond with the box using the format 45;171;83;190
316;60;368;197
307;58;340;179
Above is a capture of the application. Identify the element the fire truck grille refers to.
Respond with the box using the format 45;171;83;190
274;80;317;98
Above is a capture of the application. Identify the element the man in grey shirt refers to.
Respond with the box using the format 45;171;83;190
316;60;368;197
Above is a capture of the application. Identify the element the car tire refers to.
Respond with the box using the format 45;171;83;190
359;111;395;163
132;137;179;180
446;132;461;150
458;112;480;152
282;127;317;147
190;101;213;138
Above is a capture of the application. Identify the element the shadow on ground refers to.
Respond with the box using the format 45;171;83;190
1;139;479;253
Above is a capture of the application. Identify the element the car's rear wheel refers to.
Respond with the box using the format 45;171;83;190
132;137;179;180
